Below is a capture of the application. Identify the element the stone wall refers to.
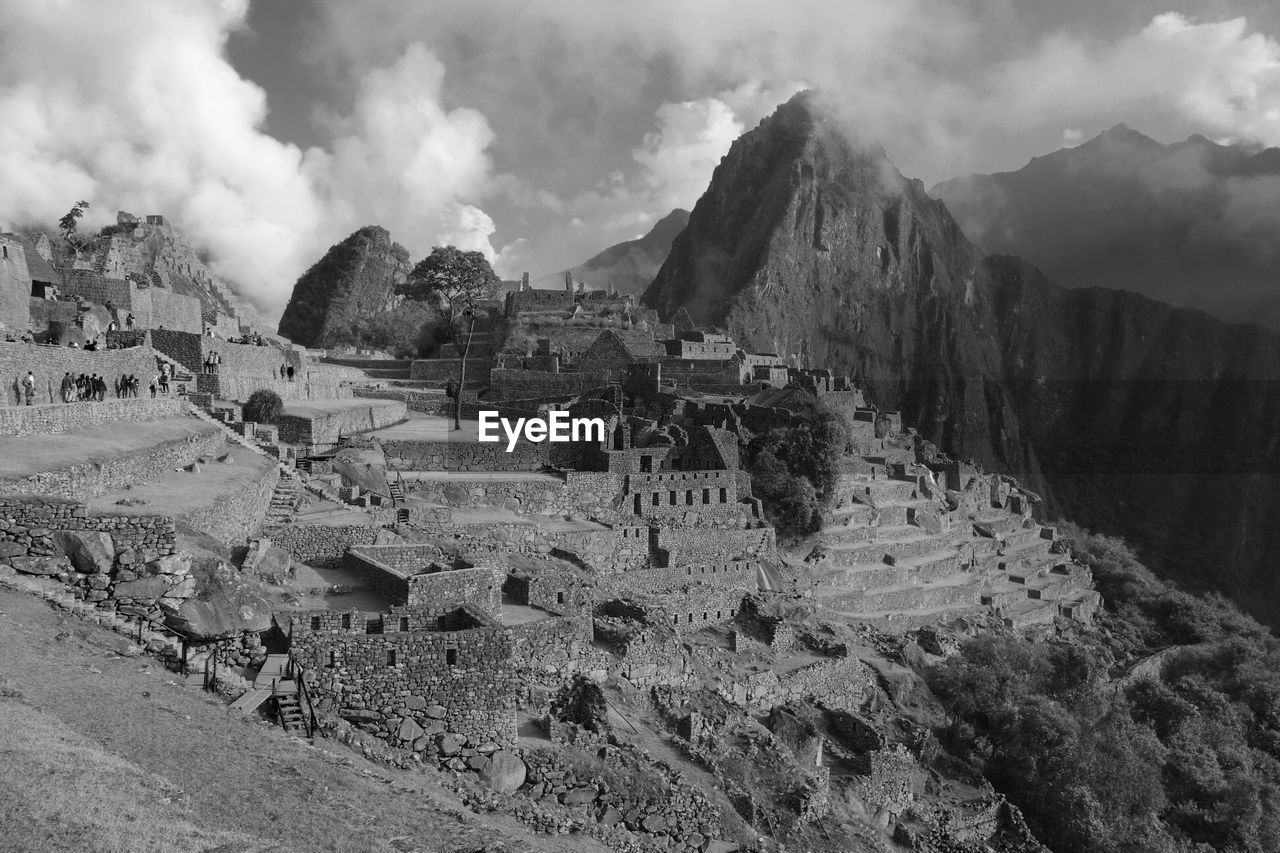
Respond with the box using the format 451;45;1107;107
656;526;776;566
0;397;188;437
149;329;203;372
130;286;202;333
345;546;503;618
0;235;32;332
0;424;226;500
275;400;405;446
27;298;80;337
409;358;490;384
180;460;279;546
383;438;561;473
508;612;593;676
289;615;518;747
197;373;354;403
490;368;613;400
617;560;759;595
0;340;159;406
0;494;177;579
263;523;381;568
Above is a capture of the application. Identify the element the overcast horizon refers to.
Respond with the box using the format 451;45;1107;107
5;0;1280;319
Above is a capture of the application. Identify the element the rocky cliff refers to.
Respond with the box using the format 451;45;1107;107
932;125;1280;329
536;209;689;295
644;92;1280;625
277;226;411;348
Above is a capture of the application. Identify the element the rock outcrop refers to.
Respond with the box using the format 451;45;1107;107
278;226;411;347
644;91;1280;625
536;209;689;295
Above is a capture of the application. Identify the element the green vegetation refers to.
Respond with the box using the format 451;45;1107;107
58;200;89;240
243;389;284;424
746;406;848;538
329;301;446;358
927;525;1280;853
399;245;500;429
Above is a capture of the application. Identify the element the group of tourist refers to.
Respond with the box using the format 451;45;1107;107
279;363;295;382
55;372;128;403
203;351;222;374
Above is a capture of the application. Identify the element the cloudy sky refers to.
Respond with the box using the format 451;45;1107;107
4;0;1280;319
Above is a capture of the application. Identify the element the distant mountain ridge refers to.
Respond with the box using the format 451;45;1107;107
534;209;689;294
644;91;1280;627
932;124;1280;328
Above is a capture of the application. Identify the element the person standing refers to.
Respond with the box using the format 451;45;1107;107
286;365;294;382
22;371;35;405
149;376;157;398
60;372;73;404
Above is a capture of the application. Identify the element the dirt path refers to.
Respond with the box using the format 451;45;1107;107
0;587;605;853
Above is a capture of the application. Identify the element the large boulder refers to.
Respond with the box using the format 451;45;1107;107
52;531;115;574
163;557;275;640
114;575;176;600
145;553;192;577
396;717;424;744
0;541;27;560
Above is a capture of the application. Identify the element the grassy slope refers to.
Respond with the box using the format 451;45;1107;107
0;587;605;853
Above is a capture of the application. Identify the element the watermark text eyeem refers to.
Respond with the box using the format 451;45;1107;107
477;410;605;452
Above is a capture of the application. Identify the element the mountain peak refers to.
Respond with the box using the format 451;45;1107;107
1087;122;1161;149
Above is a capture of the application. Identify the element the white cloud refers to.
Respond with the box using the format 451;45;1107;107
496;94;757;278
0;3;501;320
0;0;320;318
306;43;498;263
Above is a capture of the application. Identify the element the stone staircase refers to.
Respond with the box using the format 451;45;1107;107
265;473;301;525
274;682;307;736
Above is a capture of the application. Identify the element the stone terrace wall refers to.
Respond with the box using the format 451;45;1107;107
131;286;202;333
508;613;592;677
0;495;177;568
489;368;614;400
618;560;759;596
149;329;203;373
656;526;776;567
0;424;225;500
263;523;380;568
0;397;187;436
180;460;278;546
409;359;490;384
276;400;405;446
382;438;561;473
0;340;159;406
196;373;354;403
290;621;518;747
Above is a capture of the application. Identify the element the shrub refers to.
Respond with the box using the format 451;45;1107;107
243;389;283;424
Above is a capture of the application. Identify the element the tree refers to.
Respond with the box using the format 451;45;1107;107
400;246;499;430
243;389;284;424
58;200;90;241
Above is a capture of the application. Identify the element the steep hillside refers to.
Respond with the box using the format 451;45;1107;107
278;225;411;348
535;209;689;295
644;92;1280;625
932;125;1280;328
